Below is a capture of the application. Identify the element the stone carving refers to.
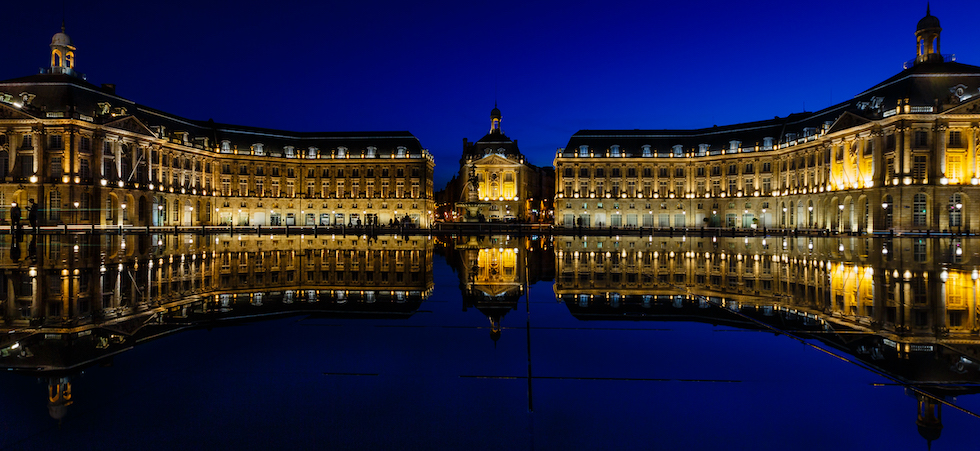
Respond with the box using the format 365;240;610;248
18;92;35;105
97;102;110;115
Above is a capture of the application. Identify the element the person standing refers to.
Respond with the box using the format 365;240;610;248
10;202;21;234
28;199;39;233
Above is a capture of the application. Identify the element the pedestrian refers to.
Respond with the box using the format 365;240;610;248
28;199;39;232
10;202;21;233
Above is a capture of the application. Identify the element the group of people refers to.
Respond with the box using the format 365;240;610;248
10;199;40;234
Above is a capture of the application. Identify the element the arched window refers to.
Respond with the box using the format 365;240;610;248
883;195;893;229
49;190;61;221
949;193;963;228
913;193;927;227
610;145;621;157
65;53;72;68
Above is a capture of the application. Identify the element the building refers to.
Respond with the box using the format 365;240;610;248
445;106;552;222
0;27;436;228
554;9;980;233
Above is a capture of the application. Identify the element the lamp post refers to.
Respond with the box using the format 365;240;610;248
159;204;164;226
838;204;844;233
954;202;963;234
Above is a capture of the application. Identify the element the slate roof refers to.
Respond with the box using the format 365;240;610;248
563;59;980;156
0;73;426;156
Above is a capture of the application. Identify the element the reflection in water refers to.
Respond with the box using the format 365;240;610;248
0;233;434;421
441;235;554;341
553;235;980;446
0;234;978;446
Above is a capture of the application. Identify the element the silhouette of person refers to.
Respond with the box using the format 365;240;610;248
9;236;20;261
10;202;21;233
28;199;39;232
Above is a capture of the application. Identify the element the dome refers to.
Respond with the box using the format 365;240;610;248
51;31;72;47
916;7;940;31
490;106;501;119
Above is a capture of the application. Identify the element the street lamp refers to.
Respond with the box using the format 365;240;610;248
838;204;844;233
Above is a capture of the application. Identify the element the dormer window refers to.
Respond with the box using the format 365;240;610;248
672;145;683;156
396;146;406;158
284;146;295;158
252;143;265;156
762;137;774;150
803;127;817;138
698;144;709;156
307;147;317;158
729;140;740;152
578;145;589;157
221;140;232;153
642;145;652;157
610;145;621;157
366;146;377;158
785;133;798;142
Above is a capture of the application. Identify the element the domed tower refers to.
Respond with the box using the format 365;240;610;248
50;23;77;76
490;104;502;134
914;5;943;65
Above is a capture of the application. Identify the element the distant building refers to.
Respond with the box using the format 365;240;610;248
0;27;435;227
554;9;980;233
446;106;553;222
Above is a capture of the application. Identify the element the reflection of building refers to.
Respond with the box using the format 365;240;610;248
555;10;980;233
442;235;553;341
555;234;980;448
0;28;435;228
0;234;434;419
443;106;553;222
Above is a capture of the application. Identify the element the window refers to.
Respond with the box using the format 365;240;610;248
579;168;589;177
49;134;63;149
675;167;685;178
949;130;963;147
912;155;927;181
913;193;927;227
914;130;929;148
612;168;621;177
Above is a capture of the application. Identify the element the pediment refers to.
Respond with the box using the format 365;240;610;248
472;283;523;298
472;154;521;167
103;115;156;137
0;102;37;120
826;111;871;135
944;96;980;115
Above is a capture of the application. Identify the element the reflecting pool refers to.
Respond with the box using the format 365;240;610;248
0;233;977;449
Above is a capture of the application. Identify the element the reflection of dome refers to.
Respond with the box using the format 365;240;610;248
917;422;942;444
916;8;940;31
49;403;69;420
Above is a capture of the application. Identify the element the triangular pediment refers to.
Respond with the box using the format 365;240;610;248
0;103;37;120
104;115;156;137
472;283;523;298
944;96;980;114
471;153;521;167
826;111;871;135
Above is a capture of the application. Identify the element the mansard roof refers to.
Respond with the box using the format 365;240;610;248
0;73;426;156
563;59;980;156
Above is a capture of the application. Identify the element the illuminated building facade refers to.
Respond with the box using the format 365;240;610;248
448;106;553;222
0;28;436;228
554;10;980;233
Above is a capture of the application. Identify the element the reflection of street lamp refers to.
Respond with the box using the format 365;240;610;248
121;203;127;225
73;201;80;225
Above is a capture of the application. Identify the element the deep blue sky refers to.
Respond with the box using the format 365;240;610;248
2;1;977;187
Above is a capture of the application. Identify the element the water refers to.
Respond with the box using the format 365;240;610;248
0;233;976;449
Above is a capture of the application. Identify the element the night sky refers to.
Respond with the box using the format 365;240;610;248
2;1;977;187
